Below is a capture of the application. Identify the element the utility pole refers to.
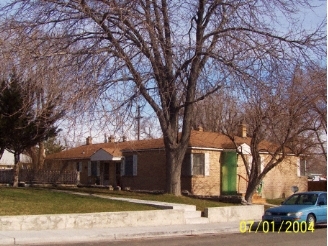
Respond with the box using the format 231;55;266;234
135;105;143;140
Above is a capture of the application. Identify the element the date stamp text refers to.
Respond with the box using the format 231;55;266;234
239;220;315;233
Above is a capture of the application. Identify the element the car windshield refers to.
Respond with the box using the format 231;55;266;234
283;194;318;205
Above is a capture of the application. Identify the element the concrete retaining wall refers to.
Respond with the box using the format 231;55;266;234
204;205;264;223
0;209;185;231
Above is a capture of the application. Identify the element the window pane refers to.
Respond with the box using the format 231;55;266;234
91;161;97;176
300;159;306;176
193;153;204;175
318;194;327;205
125;156;134;176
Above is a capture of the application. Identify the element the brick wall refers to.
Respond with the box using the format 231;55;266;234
45;148;307;199
121;150;167;191
190;150;221;196
262;155;307;199
121;149;223;196
235;154;308;200
236;156;248;194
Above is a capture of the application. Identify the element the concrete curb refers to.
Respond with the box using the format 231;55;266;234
0;235;14;245
0;209;187;231
0;190;257;245
0;223;241;245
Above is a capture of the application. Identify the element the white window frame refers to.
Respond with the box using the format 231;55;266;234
297;159;301;177
190;153;210;176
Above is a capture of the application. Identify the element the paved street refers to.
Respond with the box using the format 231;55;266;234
26;227;327;246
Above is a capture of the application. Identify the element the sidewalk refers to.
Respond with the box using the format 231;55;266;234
0;221;241;245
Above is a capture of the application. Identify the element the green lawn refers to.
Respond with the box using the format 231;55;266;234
0;187;156;216
54;187;237;211
0;187;237;216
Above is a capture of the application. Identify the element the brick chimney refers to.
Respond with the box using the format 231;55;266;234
108;135;115;143
86;136;92;145
238;121;247;138
196;125;203;132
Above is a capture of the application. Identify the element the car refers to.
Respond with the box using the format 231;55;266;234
262;191;327;226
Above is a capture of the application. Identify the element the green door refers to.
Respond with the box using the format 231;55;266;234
221;151;237;194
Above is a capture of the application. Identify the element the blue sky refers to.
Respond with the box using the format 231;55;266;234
0;0;326;145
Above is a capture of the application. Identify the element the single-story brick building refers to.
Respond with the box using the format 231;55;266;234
45;128;307;199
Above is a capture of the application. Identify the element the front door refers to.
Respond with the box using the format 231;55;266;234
221;151;237;195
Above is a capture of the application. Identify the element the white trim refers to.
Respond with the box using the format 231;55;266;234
189;147;224;151
237;143;251;155
204;153;210;176
121;146;225;153
121;158;125;176
258;151;296;156
133;155;138;176
190;153;193;176
90;149;114;161
297;159;301;177
260;156;264;173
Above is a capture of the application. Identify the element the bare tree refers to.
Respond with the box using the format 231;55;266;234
1;1;325;195
0;27;90;167
195;63;326;203
308;67;327;162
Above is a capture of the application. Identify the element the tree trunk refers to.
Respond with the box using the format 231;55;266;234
0;147;5;161
244;177;261;204
165;148;184;195
27;147;38;169
38;142;45;169
12;151;20;187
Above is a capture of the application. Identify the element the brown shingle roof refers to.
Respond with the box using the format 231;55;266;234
46;130;286;160
188;130;251;149
46;138;165;160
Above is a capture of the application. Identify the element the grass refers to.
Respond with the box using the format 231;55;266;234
263;198;284;210
0;186;238;216
266;198;284;206
54;187;237;211
0;187;157;216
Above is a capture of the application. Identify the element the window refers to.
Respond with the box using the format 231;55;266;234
125;156;134;176
300;159;306;176
91;161;98;176
318;193;327;205
284;193;318;205
297;158;307;177
193;154;205;175
76;162;82;172
121;155;137;176
88;161;100;176
182;153;210;176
